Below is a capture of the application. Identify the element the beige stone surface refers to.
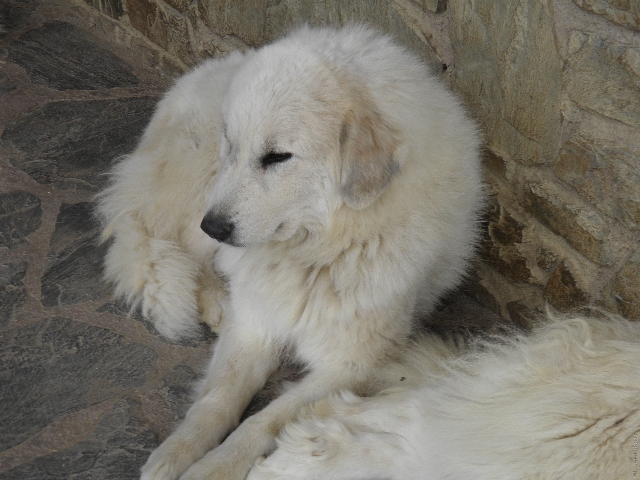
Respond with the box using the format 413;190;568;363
610;251;640;318
543;261;588;311
448;0;563;165
572;0;640;30
389;0;454;67
565;33;640;130
196;0;440;69
524;182;612;266
84;0;124;18
554;137;640;229
165;0;191;12
481;202;532;284
412;0;442;13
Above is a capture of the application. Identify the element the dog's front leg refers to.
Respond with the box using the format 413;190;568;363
178;367;373;480
140;327;279;480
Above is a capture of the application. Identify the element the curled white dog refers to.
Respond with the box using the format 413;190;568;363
98;26;483;480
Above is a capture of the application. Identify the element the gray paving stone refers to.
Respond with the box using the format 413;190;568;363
0;317;157;452
0;262;27;327
159;365;199;422
0;191;42;249
41;202;111;307
97;299;218;347
0;0;37;37
0;73;17;96
7;21;139;90
2;97;157;190
0;398;157;480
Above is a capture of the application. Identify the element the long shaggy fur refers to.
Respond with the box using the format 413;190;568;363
249;313;640;480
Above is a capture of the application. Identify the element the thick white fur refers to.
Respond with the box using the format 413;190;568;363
98;26;483;480
248;313;640;480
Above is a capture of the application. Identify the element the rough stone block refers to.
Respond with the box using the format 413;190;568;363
505;301;534;330
573;0;640;30
126;0;161;45
611;252;640;318
3;97;157;191
525;182;611;265
482;244;531;283
412;0;446;13
196;0;439;68
623;47;640;77
566;34;640;130
0;0;37;37
448;0;562;165
489;206;524;245
0;398;157;479
0;318;156;452
543;261;588;311
0;73;17;96
554;138;640;229
187;15;251;61
480;202;531;283
7;21;139;90
482;149;507;180
159;365;198;421
0;191;42;249
0;262;27;327
459;269;502;315
164;0;191;12
536;247;560;271
84;0;125;18
41;203;112;307
127;0;195;64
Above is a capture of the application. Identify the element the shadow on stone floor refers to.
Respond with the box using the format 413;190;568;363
0;1;505;478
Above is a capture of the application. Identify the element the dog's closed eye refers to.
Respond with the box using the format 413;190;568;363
260;152;293;168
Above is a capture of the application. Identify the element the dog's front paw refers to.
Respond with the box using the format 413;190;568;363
140;437;199;480
198;284;227;334
246;453;294;480
197;269;228;334
178;451;249;480
245;442;330;480
244;427;339;480
245;456;273;480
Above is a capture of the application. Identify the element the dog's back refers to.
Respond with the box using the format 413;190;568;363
420;314;640;479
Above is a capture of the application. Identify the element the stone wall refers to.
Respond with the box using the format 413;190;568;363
83;0;640;323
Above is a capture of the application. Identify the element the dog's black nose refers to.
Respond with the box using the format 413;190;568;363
201;214;235;243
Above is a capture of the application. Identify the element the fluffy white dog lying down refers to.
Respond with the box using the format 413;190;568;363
248;313;640;480
98;26;483;479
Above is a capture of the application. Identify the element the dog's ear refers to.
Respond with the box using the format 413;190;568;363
339;96;405;210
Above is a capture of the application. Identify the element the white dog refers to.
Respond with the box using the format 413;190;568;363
97;26;483;480
248;313;640;480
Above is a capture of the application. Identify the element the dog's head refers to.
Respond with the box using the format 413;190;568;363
202;35;407;248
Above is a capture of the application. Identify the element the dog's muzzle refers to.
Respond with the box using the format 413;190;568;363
201;213;235;243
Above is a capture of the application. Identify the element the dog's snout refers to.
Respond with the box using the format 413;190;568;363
201;214;235;243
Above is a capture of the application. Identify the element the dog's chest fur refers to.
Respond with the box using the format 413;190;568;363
216;238;413;370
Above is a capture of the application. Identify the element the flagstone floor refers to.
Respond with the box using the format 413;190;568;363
0;1;503;478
